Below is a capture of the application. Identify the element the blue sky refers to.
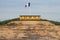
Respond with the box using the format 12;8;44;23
0;0;60;21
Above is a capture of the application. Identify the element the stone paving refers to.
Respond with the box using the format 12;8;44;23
0;21;60;40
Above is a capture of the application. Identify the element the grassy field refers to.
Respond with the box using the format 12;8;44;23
0;18;60;25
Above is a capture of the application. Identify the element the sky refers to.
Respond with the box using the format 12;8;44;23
0;0;60;21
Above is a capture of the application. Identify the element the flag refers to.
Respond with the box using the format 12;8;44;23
28;2;30;7
25;2;30;7
25;4;28;7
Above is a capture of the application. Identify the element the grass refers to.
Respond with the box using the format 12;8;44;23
0;18;19;25
0;18;60;25
40;19;60;25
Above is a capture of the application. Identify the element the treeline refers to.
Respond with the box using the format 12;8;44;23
0;18;60;25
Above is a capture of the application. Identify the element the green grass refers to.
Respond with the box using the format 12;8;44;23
40;19;60;25
0;18;20;25
0;18;60;25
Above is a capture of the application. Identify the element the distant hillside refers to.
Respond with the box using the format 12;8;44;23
0;18;60;25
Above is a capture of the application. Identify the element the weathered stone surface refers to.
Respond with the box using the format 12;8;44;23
0;21;60;40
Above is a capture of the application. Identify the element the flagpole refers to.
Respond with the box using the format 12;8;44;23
28;0;31;15
25;0;31;15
